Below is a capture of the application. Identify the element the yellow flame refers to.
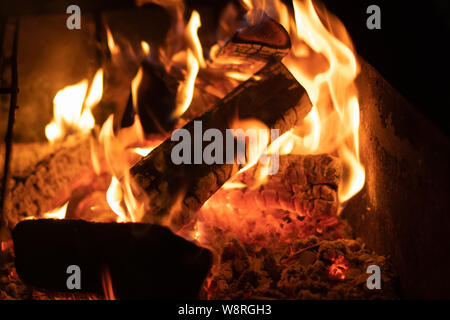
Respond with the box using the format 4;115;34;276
45;69;103;143
170;10;205;119
100;116;147;223
85;68;104;109
45;80;88;143
141;41;150;56
238;0;365;204
131;67;144;110
172;49;199;118
43;202;68;219
222;181;247;190
185;10;205;69
105;23;119;56
106;176;127;222
132;147;155;157
287;0;364;202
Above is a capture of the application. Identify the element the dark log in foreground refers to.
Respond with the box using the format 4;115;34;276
131;61;312;229
211;154;342;218
12;219;212;299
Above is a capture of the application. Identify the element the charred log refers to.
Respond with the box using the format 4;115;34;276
12;219;212;299
131;61;312;229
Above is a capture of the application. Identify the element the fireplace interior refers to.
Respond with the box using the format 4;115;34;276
1;0;449;300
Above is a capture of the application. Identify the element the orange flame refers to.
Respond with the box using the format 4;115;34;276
242;0;365;204
98;116;148;223
105;23;119;57
172;10;204;118
101;266;116;300
141;40;151;59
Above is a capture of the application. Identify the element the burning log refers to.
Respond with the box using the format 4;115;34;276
218;14;291;61
194;14;292;110
212;154;342;217
4;137;97;226
12;219;212;299
0;142;57;177
131;61;312;229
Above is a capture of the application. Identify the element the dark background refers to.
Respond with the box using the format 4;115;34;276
321;0;450;136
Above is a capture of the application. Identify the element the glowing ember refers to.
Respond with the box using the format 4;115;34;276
0;240;13;252
328;255;349;281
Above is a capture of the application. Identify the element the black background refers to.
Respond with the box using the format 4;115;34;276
321;0;450;135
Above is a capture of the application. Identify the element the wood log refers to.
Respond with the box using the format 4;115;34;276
206;154;342;218
0;142;56;178
193;14;292;112
12;219;212;299
131;61;312;229
220;13;291;61
4;136;97;227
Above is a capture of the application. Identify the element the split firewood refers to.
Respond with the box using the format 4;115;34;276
12;219;212;299
0;142;56;177
189;15;292;121
4;136;98;226
219;13;291;61
206;154;342;218
131;61;312;229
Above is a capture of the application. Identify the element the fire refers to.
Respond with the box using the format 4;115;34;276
101;266;116;300
285;0;365;203
240;0;365;204
98;116;148;223
141;40;151;58
45;68;103;143
38;1;365;232
172;10;204;118
43;202;69;220
105;23;119;57
328;255;349;281
132;147;155;157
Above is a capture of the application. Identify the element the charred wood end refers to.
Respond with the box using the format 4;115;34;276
12;219;212;299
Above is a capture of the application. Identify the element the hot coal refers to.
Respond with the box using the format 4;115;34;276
204;235;399;300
